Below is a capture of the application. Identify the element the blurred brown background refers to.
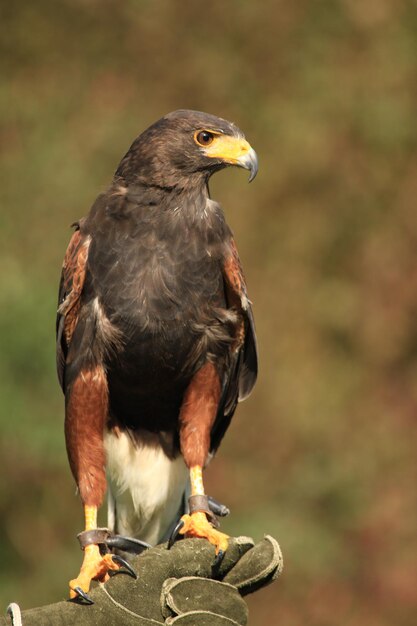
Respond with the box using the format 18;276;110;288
1;1;417;624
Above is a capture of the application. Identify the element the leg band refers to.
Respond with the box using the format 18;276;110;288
77;528;151;553
77;528;110;550
188;495;219;528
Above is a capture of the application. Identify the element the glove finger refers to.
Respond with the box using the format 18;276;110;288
213;536;255;578
166;612;243;625
223;535;283;595
160;536;254;580
162;577;247;624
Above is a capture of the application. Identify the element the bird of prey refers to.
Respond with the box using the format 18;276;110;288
56;109;258;601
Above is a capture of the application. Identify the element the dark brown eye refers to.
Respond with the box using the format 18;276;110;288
196;130;214;146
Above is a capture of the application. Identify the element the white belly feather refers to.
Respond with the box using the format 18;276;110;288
104;430;189;546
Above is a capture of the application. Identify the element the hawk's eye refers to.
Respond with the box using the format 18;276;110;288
196;130;214;146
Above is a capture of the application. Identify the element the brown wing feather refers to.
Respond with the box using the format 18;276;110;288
223;238;258;399
56;219;90;390
210;238;258;452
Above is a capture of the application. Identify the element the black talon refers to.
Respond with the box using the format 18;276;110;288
168;519;185;549
106;535;151;554
212;549;226;571
111;554;138;579
73;586;94;605
208;497;230;518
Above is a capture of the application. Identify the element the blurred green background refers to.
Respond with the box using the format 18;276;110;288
1;1;417;624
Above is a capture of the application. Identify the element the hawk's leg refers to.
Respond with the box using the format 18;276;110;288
172;363;229;558
178;466;229;557
69;506;120;601
65;366;135;602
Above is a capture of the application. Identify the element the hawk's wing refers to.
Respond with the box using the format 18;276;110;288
210;238;258;452
56;219;90;391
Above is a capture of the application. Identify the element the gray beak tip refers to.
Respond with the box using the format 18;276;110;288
238;147;258;183
248;166;258;183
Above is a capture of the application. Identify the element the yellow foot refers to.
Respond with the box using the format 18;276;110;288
69;544;120;599
179;511;229;554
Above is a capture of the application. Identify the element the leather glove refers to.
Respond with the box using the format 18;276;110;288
4;535;283;625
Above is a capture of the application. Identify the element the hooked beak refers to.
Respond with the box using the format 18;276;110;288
202;135;259;182
237;147;258;182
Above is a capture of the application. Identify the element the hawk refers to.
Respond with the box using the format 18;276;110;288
56;110;258;600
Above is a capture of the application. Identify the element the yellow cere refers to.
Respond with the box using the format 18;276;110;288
197;133;253;164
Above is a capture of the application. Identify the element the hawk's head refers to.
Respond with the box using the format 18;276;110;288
115;110;258;188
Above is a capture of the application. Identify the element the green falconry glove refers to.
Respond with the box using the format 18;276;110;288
3;535;283;626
